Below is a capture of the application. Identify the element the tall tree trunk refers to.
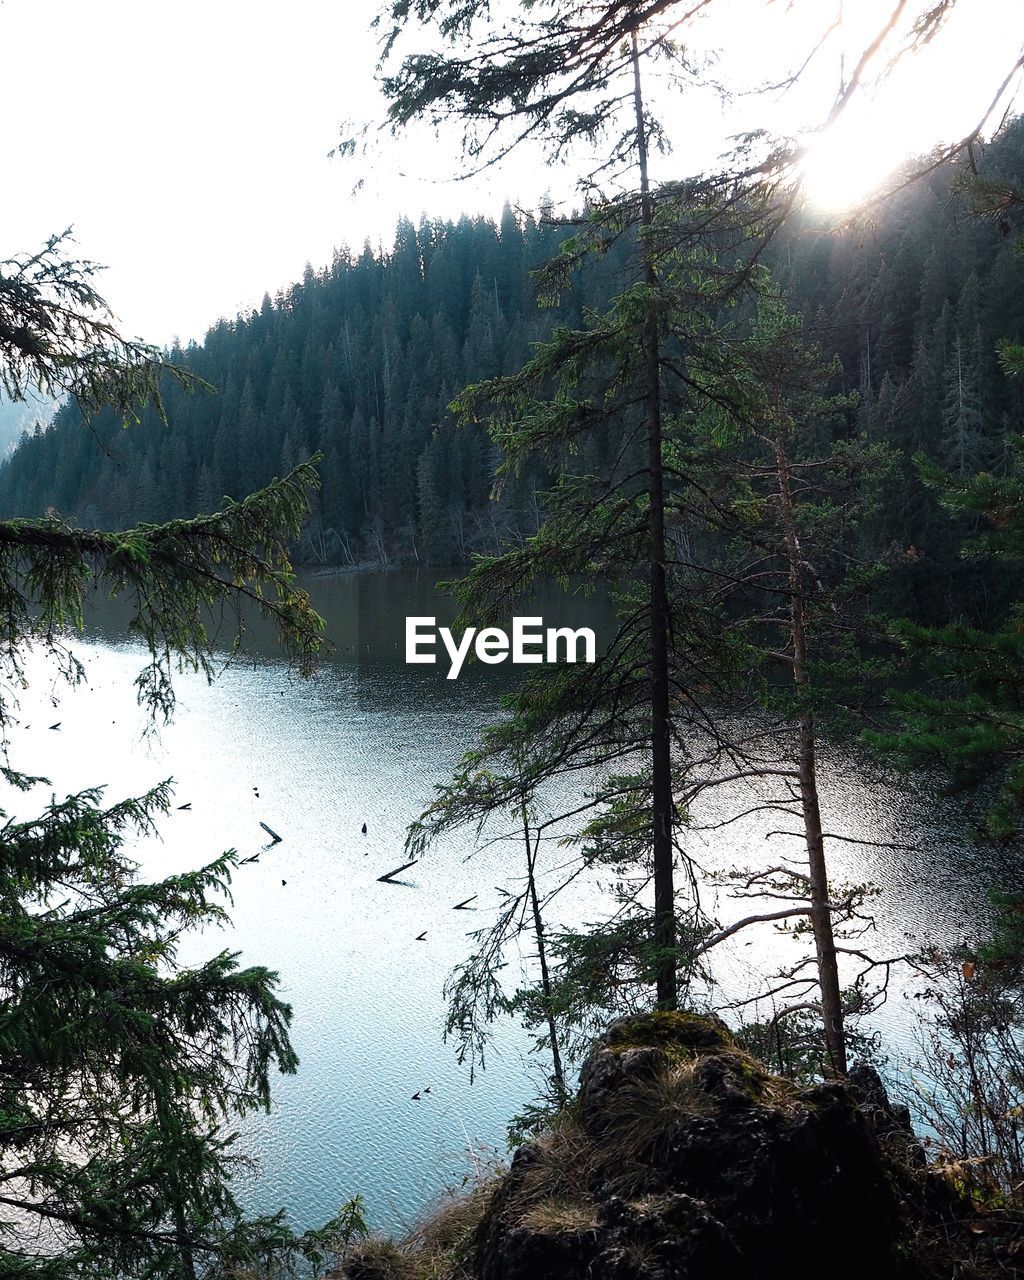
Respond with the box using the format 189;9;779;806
772;433;847;1075
173;1204;197;1280
631;32;676;1011
521;800;566;1098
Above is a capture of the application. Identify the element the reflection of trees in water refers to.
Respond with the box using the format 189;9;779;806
84;568;614;673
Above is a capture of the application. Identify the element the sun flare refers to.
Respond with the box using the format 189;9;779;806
786;0;1021;212
798;125;904;211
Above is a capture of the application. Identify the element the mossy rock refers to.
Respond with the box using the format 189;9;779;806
695;1047;771;1103
604;1010;736;1059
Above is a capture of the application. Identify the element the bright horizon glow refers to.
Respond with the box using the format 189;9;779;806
1;1;1021;344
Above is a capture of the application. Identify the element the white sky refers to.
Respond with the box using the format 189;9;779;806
1;0;1021;347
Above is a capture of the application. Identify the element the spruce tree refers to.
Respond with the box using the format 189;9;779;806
379;0;940;1046
0;235;368;1276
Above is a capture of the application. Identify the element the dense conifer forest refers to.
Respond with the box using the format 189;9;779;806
3;119;1023;614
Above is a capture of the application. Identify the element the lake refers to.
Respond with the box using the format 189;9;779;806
1;569;1008;1234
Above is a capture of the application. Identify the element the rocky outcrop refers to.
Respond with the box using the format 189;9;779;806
474;1013;922;1280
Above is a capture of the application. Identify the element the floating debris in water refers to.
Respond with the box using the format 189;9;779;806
378;859;417;884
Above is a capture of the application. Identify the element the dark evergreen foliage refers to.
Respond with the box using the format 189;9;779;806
0;777;368;1279
775;123;1024;619
0;215;363;1277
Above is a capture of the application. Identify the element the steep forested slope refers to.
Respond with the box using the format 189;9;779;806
2;122;1022;606
776;126;1024;615
0;207;596;564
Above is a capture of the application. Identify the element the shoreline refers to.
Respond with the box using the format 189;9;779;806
304;561;466;580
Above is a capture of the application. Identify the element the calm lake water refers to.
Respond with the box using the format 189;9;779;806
2;570;1009;1233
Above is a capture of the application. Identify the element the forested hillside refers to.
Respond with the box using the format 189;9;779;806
0;207;576;565
2;120;1022;607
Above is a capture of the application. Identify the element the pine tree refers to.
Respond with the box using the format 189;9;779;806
679;296;900;1073
380;0;947;1041
0;233;368;1276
